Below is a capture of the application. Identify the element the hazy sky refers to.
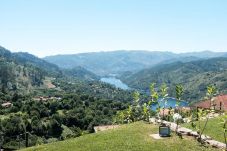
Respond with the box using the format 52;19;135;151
1;0;227;57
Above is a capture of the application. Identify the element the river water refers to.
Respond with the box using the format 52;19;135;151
100;77;129;90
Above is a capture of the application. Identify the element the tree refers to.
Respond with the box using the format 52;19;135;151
132;91;140;107
198;85;216;142
142;103;150;121
175;84;183;135
220;114;227;151
191;85;217;144
130;91;141;122
126;106;133;123
50;101;59;114
115;111;126;124
160;83;168;120
207;85;217;112
150;83;159;112
49;119;63;138
175;84;183;108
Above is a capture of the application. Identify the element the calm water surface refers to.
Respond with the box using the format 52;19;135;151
151;97;189;111
100;77;129;90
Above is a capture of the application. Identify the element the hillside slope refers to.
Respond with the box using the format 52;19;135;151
0;46;100;91
0;46;50;96
21;122;217;151
0;46;132;101
121;57;227;102
12;52;62;77
44;50;227;76
44;51;177;76
63;66;99;81
0;46;133;149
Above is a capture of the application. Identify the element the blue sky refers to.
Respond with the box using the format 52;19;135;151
0;0;227;57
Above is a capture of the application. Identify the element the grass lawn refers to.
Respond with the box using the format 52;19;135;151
183;116;225;143
21;122;219;151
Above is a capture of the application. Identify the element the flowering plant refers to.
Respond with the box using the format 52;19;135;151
173;113;182;123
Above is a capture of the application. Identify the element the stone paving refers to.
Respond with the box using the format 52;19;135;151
149;118;226;149
150;134;165;139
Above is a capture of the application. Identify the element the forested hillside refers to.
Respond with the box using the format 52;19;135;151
121;57;227;102
63;66;99;81
0;47;48;98
0;46;132;149
12;52;62;77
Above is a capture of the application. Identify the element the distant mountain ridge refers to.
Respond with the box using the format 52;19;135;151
44;50;227;76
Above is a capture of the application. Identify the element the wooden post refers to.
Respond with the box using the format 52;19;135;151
17;135;20;149
220;102;223;115
25;132;29;147
196;107;199;121
0;135;3;151
220;102;222;111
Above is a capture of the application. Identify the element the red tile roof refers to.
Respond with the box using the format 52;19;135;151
194;94;227;111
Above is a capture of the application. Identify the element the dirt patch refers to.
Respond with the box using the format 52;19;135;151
43;78;56;89
94;125;120;132
150;134;166;139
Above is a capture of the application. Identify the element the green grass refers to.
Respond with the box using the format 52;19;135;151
183;116;225;143
21;122;219;151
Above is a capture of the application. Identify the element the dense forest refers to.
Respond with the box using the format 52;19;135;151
0;46;132;149
0;92;129;148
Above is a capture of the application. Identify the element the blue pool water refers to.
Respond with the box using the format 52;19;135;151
151;97;189;111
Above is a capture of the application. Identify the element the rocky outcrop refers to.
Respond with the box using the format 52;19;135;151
206;140;226;149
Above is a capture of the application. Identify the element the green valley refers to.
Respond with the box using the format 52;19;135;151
2;1;227;150
1;46;227;151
